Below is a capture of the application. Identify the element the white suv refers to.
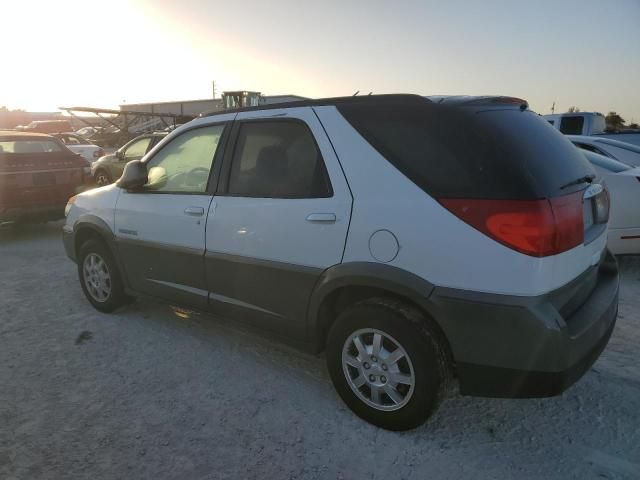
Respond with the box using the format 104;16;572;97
63;95;619;430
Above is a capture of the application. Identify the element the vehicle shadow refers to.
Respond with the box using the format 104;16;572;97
0;220;65;246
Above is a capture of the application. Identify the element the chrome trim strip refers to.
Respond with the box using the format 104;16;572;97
208;291;284;318
147;279;208;297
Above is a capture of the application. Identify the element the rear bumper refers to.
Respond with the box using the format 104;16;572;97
430;250;619;398
0;204;66;223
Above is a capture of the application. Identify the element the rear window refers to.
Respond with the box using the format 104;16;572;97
0;139;63;154
338;102;595;199
559;116;584;135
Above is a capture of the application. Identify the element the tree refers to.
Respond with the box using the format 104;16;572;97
628;122;639;129
605;111;626;131
567;106;580;113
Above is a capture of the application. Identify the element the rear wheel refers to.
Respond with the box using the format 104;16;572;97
326;298;451;430
94;169;112;186
78;239;128;312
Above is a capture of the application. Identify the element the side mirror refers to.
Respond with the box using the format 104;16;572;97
115;150;124;160
116;160;147;190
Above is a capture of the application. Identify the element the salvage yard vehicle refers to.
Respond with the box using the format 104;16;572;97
1;131;90;224
582;150;640;255
90;132;166;186
16;119;74;134
569;135;640;168
63;94;619;430
544;112;640;147
53;133;105;163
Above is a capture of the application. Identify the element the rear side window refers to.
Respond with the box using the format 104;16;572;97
338;102;595;199
227;120;332;198
0;139;63;153
559;116;584;135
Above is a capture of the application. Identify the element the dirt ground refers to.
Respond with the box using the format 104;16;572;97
1;221;639;480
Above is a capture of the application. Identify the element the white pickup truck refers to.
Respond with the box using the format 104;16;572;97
543;112;640;147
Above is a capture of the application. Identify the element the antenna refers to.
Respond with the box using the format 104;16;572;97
352;90;360;96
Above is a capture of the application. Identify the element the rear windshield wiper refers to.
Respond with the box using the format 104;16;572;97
560;174;595;190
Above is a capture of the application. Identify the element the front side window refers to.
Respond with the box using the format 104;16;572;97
123;137;152;161
227;120;331;198
144;125;224;193
573;142;612;158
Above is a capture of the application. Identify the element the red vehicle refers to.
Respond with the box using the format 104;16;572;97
0;131;89;224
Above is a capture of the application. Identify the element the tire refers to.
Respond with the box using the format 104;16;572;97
77;239;128;313
94;169;112;186
326;298;451;431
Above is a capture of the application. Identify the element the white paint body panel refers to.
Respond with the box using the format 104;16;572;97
206;107;352;268
114;192;213;251
66;183;121;232
315;106;608;296
592;165;640;255
66;144;103;163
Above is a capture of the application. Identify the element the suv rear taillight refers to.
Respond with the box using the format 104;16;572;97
440;191;585;257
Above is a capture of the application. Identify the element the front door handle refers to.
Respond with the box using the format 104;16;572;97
184;206;205;217
306;213;336;223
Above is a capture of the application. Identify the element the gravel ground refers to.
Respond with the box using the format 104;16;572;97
1;221;639;480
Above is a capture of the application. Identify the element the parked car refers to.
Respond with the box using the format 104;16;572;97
16;119;74;134
53;133;105;163
581;150;640;255
90;132;166;186
76;126;101;139
568;135;640;168
0;131;89;224
544;112;640;147
63;95;618;430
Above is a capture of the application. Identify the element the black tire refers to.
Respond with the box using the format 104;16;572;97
77;239;128;313
94;169;112;186
326;298;451;431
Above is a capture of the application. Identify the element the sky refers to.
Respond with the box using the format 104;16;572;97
1;0;639;121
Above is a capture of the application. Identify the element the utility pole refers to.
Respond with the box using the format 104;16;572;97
551;101;555;114
212;81;217;99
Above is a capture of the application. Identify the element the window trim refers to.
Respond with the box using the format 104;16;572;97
217;117;334;199
134;122;230;196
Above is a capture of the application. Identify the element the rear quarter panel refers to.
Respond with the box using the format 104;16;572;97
315;106;608;296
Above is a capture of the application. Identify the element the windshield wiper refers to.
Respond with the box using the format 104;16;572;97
560;174;595;190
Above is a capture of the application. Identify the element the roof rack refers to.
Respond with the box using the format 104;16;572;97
199;94;430;117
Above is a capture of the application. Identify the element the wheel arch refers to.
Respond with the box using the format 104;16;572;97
307;262;453;359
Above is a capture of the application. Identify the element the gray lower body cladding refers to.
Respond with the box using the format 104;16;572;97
431;250;619;398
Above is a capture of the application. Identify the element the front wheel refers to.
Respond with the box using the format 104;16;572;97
78;239;128;312
326;298;451;431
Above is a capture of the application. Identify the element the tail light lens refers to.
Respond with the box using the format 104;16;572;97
440;191;584;257
94;148;105;159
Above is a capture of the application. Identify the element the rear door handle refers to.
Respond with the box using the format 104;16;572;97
306;213;336;223
184;206;205;217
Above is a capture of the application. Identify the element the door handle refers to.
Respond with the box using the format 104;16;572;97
306;213;336;223
184;206;205;217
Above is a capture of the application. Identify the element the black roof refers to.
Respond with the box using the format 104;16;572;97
199;94;430;117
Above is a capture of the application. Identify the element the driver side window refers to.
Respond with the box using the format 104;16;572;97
123;137;152;161
144;125;225;193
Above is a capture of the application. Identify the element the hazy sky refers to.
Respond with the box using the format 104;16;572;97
2;0;639;121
